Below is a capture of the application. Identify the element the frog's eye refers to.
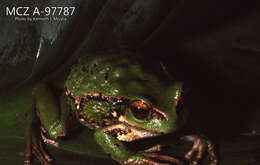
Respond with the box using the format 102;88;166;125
129;101;151;120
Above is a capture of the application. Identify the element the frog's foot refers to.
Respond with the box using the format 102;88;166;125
32;140;53;165
24;138;53;165
40;129;59;147
24;128;60;165
122;144;184;165
122;152;184;165
181;135;218;165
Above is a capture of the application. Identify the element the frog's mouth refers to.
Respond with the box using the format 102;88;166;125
66;89;168;128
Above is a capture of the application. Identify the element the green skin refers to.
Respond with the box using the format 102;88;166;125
25;51;216;165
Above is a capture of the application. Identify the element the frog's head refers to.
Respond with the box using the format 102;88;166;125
122;81;183;134
65;50;186;139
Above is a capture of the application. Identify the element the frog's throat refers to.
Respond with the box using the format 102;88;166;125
103;123;164;142
118;115;168;134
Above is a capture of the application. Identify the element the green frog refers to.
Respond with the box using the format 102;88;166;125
24;50;218;165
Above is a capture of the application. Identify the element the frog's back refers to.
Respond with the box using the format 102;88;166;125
64;50;171;130
65;51;136;129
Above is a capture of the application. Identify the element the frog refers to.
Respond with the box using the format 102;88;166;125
24;50;218;165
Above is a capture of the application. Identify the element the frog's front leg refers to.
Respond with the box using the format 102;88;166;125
25;83;68;165
182;135;218;165
94;124;184;165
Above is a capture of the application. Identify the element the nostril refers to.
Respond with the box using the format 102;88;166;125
151;107;167;121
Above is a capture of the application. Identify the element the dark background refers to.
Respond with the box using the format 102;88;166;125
0;0;260;164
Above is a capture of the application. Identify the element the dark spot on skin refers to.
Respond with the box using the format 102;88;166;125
84;93;128;106
105;72;109;80
115;142;120;147
106;130;118;138
86;95;94;99
67;92;75;101
82;66;88;73
122;129;129;135
106;114;116;120
99;93;103;100
104;128;129;138
78;115;85;120
127;128;132;134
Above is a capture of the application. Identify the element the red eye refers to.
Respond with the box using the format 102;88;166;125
130;101;150;120
131;101;149;110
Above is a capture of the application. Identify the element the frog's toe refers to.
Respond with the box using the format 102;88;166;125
25;137;53;165
32;140;53;165
143;144;162;153
124;156;167;165
141;145;184;165
123;152;184;165
207;144;218;165
26;135;53;165
40;130;60;147
146;153;184;165
182;135;218;165
24;158;31;165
